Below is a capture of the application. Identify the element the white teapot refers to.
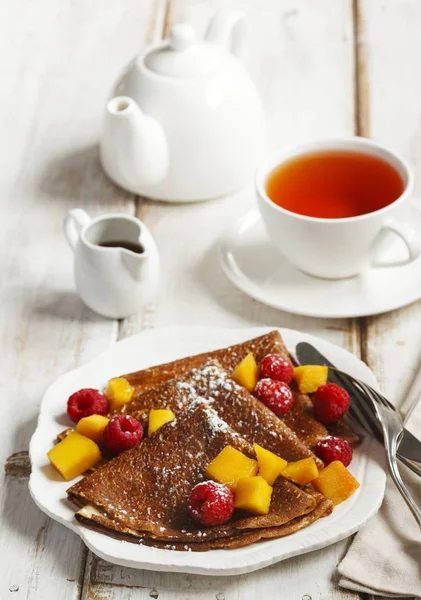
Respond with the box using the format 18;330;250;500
100;10;266;202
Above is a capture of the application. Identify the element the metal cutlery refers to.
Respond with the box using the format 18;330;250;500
296;342;421;470
330;370;421;528
295;342;421;527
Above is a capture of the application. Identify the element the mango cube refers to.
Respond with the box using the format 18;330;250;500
312;460;360;505
293;365;328;394
231;352;259;392
148;408;176;435
47;432;101;481
206;445;258;490
253;442;287;485
282;457;319;486
105;377;134;410
76;414;109;444
234;476;273;515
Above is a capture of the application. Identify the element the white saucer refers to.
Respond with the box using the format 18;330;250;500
219;207;421;318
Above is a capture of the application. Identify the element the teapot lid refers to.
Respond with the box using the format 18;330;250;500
144;24;223;78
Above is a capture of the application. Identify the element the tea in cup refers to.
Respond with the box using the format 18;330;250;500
256;137;420;279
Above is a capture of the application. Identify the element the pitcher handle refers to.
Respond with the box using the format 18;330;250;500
371;216;421;268
64;209;91;251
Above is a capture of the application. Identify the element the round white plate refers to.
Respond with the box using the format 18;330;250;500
29;326;385;575
219;207;421;318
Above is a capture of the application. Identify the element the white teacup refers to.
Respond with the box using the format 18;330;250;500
256;137;421;279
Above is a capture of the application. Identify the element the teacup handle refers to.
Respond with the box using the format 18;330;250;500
372;216;421;268
64;209;91;250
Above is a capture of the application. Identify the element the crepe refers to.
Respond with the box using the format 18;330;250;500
114;360;322;466
68;401;324;547
76;490;333;551
123;330;286;393
123;330;359;449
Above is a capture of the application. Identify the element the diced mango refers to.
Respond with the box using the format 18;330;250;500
206;445;258;490
234;476;273;515
312;460;360;505
105;377;134;410
231;352;259;392
282;457;319;486
75;414;109;444
293;365;328;394
47;432;101;481
253;442;287;485
148;408;176;435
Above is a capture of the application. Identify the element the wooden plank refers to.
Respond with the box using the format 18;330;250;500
0;1;162;598
357;0;421;408
354;3;420;600
87;541;358;600
86;1;362;599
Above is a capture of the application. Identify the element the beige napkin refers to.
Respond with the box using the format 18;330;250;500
338;405;421;598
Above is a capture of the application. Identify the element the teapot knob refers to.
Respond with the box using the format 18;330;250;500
168;24;196;51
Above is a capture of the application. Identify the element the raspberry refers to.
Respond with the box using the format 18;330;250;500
188;481;234;526
103;415;143;454
313;383;350;424
314;436;353;467
254;378;293;416
67;388;109;423
259;354;293;384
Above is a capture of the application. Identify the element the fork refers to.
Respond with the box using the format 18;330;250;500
332;368;421;528
329;368;421;478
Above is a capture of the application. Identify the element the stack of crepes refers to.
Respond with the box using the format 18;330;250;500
67;331;357;551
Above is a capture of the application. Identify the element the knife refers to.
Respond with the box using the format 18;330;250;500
295;341;421;467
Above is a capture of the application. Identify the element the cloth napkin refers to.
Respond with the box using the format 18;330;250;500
338;404;421;598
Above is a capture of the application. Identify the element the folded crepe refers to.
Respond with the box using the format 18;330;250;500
114;360;323;467
69;400;332;549
122;330;358;449
123;330;286;392
77;489;332;552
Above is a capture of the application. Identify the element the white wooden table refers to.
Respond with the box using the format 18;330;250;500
2;1;420;598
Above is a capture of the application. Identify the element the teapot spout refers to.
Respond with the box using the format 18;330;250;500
205;10;245;57
100;96;169;192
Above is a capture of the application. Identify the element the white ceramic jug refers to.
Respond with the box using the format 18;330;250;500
64;209;160;318
100;10;266;202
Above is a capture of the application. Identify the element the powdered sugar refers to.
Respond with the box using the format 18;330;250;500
203;406;230;434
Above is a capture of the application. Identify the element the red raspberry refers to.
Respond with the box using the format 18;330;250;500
188;481;234;526
254;378;293;416
259;354;293;384
314;436;353;467
67;388;109;423
103;415;143;454
313;383;350;424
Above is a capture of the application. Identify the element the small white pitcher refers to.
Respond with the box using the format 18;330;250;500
64;209;160;318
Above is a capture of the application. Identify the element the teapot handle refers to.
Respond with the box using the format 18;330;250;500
64;209;91;251
205;10;245;58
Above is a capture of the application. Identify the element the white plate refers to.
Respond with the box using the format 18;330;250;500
219;207;421;318
29;326;385;575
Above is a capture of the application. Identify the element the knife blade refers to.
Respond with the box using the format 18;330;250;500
295;341;421;465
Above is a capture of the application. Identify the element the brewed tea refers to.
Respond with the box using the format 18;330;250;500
266;150;404;219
